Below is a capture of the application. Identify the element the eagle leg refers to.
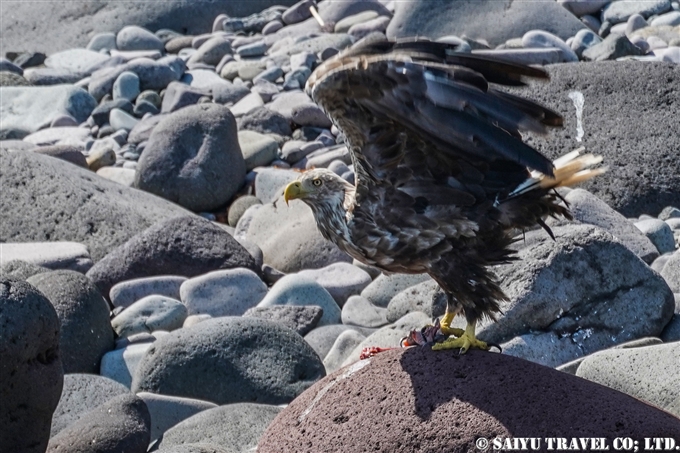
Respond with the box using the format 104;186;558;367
432;323;496;353
439;311;464;338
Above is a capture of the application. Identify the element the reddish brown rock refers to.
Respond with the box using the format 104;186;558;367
258;348;680;452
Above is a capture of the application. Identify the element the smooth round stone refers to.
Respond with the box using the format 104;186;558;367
570;29;602;56
651;10;680;26
322;329;367;373
630;35;651;52
238;130;279;171
236;41;269;57
117;25;165;52
180;268;268;317
603;0;673;24
188;37;233;66
87;32;118;51
96;166;136;186
296;262;373;307
648;35;669;49
335;11;380;33
257;274;341;326
626;14;649;36
361;273;432;308
284;66;311;89
138;392;217;442
183;314;212;328
100;341;153;388
50;114;79;128
282;0;314;25
113;71;141;102
253;66;283;84
657;46;680;62
86;139;117;171
251;79;279;103
328;159;350;176
110;108;140;131
211;81;250;104
229;92;264;116
263;19;284;35
521;30;578;62
227;195;262;227
137;89;161;108
291;103;332;128
109;275;187;308
341;295;389;328
348;16;391;39
436;35;472;52
635;218;676;254
557;0;611;17
581;14;602;32
243;305;323;336
661;206;680;220
134;99;159;116
112;295;188;338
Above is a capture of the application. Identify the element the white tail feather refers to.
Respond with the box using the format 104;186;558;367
508;147;606;199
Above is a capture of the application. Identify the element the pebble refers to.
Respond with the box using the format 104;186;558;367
212;80;250;104
86;138;117;170
243;305;324;336
161;81;206;113
138;392;217;442
652;10;680;26
257;273;341;326
323;329;367;373
109;275;187;307
341;295;389;328
237;40;269;57
635;218;676;254
297;262;373;306
238;130;279;170
113;71;141;101
50;114;79;128
348;16;392;39
87;32;118;51
188;37;232;66
112;295;188;337
100;341;154;388
117;25;165;52
557;0;611;17
180;268;268;317
521;30;579;62
263;20;284;35
291;102;333;128
251;79;280;102
229;91;265;116
361;273;432;308
282;0;314;25
110;107;140;131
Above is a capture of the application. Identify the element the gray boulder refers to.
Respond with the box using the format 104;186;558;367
576;342;680;417
51;374;129;437
0;278;62;453
137;392;216;442
158;403;282;452
660;250;680;292
481;224;674;368
27;270;114;373
0;150;192;262
508;61;680;217
132;317;325;405
0;85;95;139
46;394;150;453
0;260;50;280
86;216;258;301
134;103;245;212
243;305;323;336
386;279;446;323
386;0;584;46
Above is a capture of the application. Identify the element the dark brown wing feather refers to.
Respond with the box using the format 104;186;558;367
306;38;566;321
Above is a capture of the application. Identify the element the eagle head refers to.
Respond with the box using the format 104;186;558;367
283;168;354;208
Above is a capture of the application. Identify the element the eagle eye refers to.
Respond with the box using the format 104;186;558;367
312;179;322;186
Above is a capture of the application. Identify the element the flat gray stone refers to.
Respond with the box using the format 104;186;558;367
0;278;62;453
132;317;325;405
180;268;267;317
297;262;372;306
0;242;92;273
635;218;676;254
257;273;341;326
341;295;388;328
110;275;187;309
238;130;278;171
100;341;153;388
117;25;165;52
361;273;432;308
112;295;187;338
582;33;645;61
158;403;281;452
138;392;217;442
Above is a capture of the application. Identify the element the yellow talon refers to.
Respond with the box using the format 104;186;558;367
439;312;465;338
432;323;490;353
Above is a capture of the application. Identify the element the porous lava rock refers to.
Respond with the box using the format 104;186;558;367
258;348;680;453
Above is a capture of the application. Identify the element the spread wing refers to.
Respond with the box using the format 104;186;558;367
305;38;563;270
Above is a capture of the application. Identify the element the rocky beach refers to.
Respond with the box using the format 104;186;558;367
1;0;680;451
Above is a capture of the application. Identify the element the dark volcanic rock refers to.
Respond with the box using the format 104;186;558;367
0;278;62;453
243;305;323;336
482;224;674;367
386;0;585;46
134;103;245;212
47;394;150;453
51;374;130;437
258;348;680;452
27;270;114;373
0;150;192;262
508;61;680;217
132;317;325;405
87;216;259;300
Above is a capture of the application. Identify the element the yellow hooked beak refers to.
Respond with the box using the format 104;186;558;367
283;181;307;206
